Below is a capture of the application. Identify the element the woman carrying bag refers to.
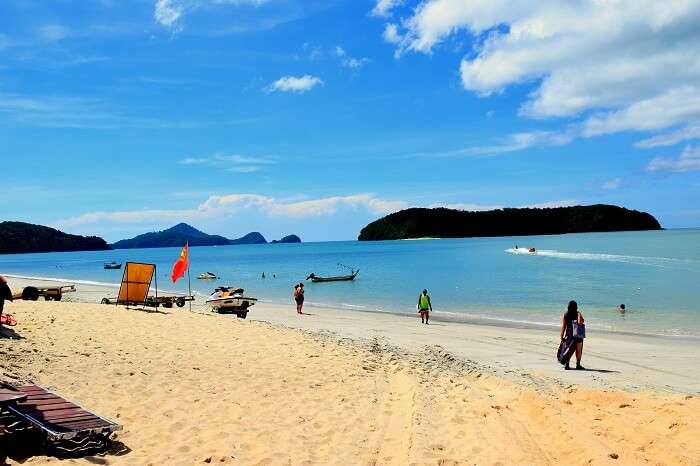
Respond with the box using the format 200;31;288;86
558;300;585;370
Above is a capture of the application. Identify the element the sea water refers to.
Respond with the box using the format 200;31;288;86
1;229;698;337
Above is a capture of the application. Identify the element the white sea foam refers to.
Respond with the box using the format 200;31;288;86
505;248;688;268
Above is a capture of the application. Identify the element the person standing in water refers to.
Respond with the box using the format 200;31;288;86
294;283;305;315
417;289;432;325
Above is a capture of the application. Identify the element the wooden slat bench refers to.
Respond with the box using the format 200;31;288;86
1;384;122;455
7;385;121;440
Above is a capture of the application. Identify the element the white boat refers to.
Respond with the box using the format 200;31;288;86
205;287;258;319
197;272;219;280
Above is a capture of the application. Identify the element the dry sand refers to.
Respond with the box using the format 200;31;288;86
1;278;699;465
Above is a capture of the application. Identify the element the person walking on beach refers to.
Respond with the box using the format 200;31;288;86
560;300;585;370
417;289;432;325
294;283;305;315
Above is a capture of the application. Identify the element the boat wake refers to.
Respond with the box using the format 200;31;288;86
505;248;689;268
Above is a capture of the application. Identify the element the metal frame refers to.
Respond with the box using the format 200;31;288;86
117;262;157;309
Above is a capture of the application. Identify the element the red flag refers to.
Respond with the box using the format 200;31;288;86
171;243;189;283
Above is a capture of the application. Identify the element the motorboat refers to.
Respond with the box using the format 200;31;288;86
206;286;258;319
197;272;219;280
104;262;122;270
306;270;359;283
306;264;359;283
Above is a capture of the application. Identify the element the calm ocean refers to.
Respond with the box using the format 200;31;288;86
1;229;698;337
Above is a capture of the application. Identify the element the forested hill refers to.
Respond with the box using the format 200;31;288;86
358;205;661;241
0;222;109;254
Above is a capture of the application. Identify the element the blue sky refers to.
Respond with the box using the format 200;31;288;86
1;0;699;242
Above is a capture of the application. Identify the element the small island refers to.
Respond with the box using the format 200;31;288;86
0;221;109;254
358;204;661;241
111;223;302;249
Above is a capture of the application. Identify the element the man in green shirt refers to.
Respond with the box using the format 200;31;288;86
417;289;432;325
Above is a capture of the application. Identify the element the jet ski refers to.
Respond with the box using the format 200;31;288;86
205;286;257;319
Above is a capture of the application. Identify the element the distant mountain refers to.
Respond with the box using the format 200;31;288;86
271;235;302;244
0;221;109;254
111;223;230;249
358;204;661;241
229;232;267;245
111;224;301;249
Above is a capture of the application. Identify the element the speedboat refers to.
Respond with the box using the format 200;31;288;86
104;262;122;270
197;272;219;280
205;286;258;319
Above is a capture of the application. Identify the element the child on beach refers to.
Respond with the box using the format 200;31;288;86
417;289;432;325
294;283;305;315
618;304;626;314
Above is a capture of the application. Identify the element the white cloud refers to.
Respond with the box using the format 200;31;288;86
55;193;407;228
372;0;404;17
177;153;276;172
154;0;183;28
602;178;622;190
334;46;370;69
636;122;700;149
268;75;323;93
441;129;574;157
647;145;700;173
384;1;700;137
154;0;270;29
382;23;402;45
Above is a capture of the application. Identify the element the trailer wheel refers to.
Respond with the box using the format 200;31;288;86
22;287;40;301
163;301;173;309
101;298;110;305
176;298;186;308
53;294;62;302
237;311;248;320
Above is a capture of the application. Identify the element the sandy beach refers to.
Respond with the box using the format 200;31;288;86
1;277;699;465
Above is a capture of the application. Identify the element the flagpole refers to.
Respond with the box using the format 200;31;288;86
187;265;192;313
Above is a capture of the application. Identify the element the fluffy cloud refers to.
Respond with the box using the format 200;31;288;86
371;0;404;17
268;75;323;93
55;193;407;227
154;0;183;28
383;1;700;138
382;24;402;45
647;145;700;173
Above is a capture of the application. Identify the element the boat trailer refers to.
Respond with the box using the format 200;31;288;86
13;285;77;302
100;294;195;309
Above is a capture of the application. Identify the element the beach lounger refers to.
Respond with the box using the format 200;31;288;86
0;383;121;455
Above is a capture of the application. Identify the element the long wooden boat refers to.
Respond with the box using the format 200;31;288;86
306;270;359;283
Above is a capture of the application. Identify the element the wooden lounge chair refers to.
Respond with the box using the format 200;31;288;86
0;383;121;456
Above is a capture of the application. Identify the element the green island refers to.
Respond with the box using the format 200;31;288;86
358;204;661;241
